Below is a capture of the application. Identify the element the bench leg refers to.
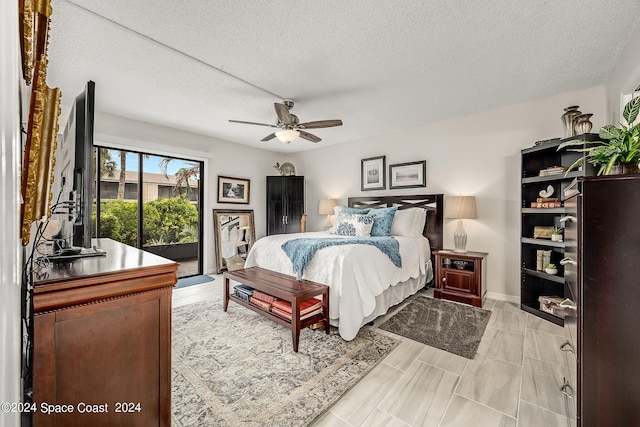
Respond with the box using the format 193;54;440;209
223;276;230;312
292;301;300;352
323;291;330;334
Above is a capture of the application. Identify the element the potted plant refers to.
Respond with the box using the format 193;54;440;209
551;226;563;242
545;263;558;275
559;96;640;175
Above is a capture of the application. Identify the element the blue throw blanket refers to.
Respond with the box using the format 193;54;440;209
281;237;402;279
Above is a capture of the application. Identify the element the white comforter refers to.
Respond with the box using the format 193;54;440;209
244;231;432;340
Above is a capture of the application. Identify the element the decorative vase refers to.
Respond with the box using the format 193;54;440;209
551;234;563;242
573;113;593;135
621;162;640;174
545;267;558;275
561;106;582;138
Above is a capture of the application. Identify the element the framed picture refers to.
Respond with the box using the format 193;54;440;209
389;161;426;189
217;176;250;204
361;156;386;191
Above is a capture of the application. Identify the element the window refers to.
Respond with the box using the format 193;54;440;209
95;148;203;278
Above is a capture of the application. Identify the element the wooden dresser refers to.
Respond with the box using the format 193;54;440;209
32;239;177;427
564;175;640;426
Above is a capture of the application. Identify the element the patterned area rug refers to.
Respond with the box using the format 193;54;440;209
171;298;399;426
379;296;491;359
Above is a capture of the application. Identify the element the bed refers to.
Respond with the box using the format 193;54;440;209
244;194;444;340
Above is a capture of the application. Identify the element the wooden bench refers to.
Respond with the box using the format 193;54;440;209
223;267;330;352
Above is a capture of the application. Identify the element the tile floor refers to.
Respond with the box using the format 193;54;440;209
173;276;576;427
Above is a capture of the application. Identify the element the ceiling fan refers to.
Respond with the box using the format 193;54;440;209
229;100;343;143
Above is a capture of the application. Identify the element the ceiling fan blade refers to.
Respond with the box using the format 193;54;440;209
261;133;277;141
299;130;321;143
274;103;293;124
229;119;277;128
297;119;343;129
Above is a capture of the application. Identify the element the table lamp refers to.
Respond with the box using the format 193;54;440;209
318;199;338;230
444;195;477;253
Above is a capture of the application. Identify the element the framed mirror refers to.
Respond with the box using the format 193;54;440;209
213;209;256;273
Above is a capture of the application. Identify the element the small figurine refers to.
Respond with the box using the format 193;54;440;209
273;162;296;176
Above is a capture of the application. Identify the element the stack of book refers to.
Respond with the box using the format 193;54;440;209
538;166;567;176
271;298;323;321
530;197;562;208
233;285;254;302
250;290;276;311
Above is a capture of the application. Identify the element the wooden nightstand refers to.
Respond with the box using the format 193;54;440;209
434;250;488;307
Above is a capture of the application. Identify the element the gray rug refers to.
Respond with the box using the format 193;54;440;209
379;296;491;359
171;298;399;426
175;274;215;289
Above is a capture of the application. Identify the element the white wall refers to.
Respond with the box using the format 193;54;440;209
606;21;640;121
1;0;23;424
95;112;285;274
291;86;607;301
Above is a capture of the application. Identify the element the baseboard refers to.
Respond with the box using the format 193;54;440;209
484;291;520;304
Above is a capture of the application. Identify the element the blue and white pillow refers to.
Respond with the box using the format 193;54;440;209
333;212;375;237
369;206;398;236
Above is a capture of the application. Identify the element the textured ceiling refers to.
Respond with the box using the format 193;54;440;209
47;0;640;153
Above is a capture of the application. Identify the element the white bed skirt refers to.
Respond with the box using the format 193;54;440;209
333;260;433;330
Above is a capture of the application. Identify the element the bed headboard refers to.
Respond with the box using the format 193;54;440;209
347;194;444;251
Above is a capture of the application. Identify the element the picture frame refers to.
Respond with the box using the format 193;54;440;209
389;160;426;189
20;58;62;245
217;176;250;204
361;155;386;191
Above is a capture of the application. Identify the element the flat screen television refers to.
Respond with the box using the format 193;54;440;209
52;80;95;252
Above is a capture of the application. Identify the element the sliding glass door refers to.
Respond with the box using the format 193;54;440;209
94;147;203;278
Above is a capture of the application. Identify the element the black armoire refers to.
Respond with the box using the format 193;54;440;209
564;174;640;426
266;176;304;235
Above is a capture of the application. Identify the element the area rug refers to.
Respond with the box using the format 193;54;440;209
171;298;399;426
378;296;491;359
175;274;214;289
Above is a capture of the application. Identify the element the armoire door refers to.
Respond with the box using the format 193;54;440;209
266;176;304;235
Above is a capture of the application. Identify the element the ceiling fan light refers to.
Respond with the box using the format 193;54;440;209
275;129;300;143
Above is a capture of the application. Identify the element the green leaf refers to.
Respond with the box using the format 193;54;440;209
623;97;640;125
599;125;620;140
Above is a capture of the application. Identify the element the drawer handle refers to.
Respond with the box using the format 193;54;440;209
559;257;577;266
560;377;575;398
560;341;575;353
442;277;446;282
559;216;576;223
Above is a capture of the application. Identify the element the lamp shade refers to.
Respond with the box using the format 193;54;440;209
239;216;249;229
318;198;338;215
444;196;477;219
275;129;300;143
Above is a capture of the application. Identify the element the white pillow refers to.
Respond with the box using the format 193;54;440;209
332;212;375;237
414;208;427;236
391;208;426;237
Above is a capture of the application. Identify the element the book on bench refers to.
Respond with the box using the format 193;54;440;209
251;290;276;305
272;298;322;316
249;297;272;312
272;306;322;321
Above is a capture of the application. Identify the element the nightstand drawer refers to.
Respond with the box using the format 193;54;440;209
442;269;475;294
